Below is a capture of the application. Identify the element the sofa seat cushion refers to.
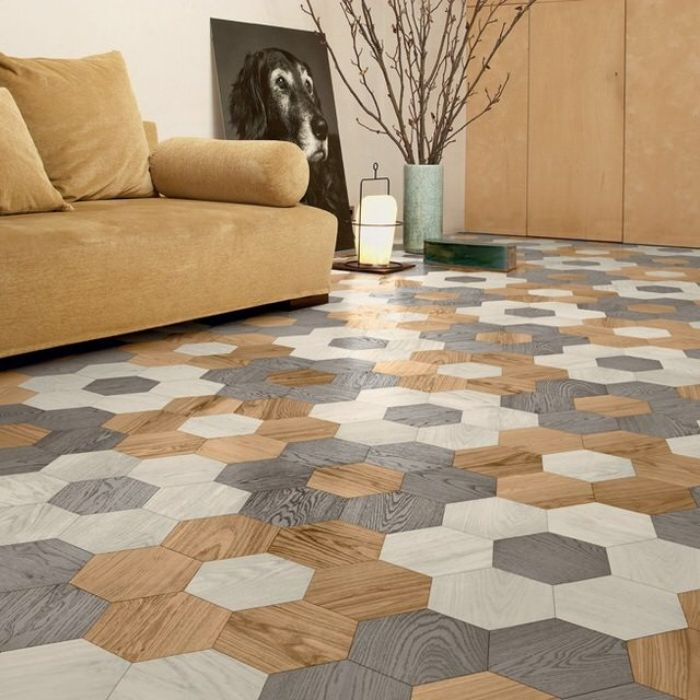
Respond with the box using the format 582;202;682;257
0;51;154;202
0;197;337;357
0;88;70;215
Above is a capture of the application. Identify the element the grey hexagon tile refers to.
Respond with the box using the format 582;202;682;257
216;458;313;492
554;575;687;640
0;539;91;593
384;404;462;428
49;476;158;515
329;336;388;350
0;403;43;425
341;492;444;534
444;497;548;540
489;619;633;698
0;446;55;476
402;467;496;504
0;503;78;546
349;609;488;685
241;487;346;527
33;407;114;431
0;473;67;508
281;438;369;468
494;532;610;584
110;649;267;700
0;583;108;651
42;450;139;482
652;508;700;549
84;376;158;396
596;355;663;372
37;427;124;455
186;553;313;610
429;567;554;630
380;526;492;576
0;638;130;700
607;538;700;592
259;660;410;700
366;442;454;473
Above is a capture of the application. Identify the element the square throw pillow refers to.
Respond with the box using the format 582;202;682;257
0;88;71;215
0;51;154;202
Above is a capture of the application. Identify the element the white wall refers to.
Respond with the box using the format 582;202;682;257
0;0;465;232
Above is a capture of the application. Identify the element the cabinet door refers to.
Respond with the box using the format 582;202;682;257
624;0;700;247
464;9;529;236
528;0;625;241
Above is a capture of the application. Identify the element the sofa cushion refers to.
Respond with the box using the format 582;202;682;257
0;88;71;215
0;51;154;202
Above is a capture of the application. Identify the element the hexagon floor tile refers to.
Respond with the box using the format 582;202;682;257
4;236;700;697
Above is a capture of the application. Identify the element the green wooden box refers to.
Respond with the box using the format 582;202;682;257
424;236;517;272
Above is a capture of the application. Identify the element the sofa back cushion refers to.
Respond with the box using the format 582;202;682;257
0;51;154;202
0;88;71;215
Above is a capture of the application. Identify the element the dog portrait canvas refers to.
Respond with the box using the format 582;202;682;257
211;18;353;250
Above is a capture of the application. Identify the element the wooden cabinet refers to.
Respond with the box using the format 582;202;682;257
527;0;625;241
624;0;700;246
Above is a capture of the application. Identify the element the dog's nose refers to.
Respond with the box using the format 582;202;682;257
311;115;328;140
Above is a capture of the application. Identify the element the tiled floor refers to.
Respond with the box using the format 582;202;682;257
1;235;700;699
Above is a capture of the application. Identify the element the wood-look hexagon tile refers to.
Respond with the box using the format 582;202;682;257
163;395;242;418
594;476;696;514
304;560;431;621
341;491;444;534
163;513;279;562
269;520;384;569
42;450;138;482
632;452;700;489
0;473;67;508
241;487;346;527
543;450;635;482
555;575;688;640
72;546;200;601
499;427;584;454
307;463;404;498
349;609;488;685
85;591;230;662
235;396;312;420
337;420;419;446
628;628;700;700
145;482;249;520
489;619;633;698
0;503;78;546
679;590;700;630
198;435;285;463
453;445;543;478
0;582;108;651
402;467;496;504
186;553;314;611
652;509;700;549
215;599;356;673
268;369;336;387
110;649;266;700
129;453;225;487
498;472;594;509
0;423;50;448
117;431;205;458
411;672;555;700
49;476;157;515
574;395;651;417
103;410;186;435
255;417;338;443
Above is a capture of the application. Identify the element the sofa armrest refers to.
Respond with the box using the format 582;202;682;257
149;137;309;207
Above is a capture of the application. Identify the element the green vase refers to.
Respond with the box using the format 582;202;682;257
403;163;444;254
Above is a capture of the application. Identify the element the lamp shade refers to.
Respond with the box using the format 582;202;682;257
354;194;397;266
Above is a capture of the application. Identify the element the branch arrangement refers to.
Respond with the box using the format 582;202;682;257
302;0;537;164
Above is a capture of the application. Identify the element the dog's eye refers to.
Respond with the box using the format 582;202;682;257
305;79;313;93
275;76;288;89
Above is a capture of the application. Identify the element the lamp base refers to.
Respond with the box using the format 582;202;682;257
332;259;415;275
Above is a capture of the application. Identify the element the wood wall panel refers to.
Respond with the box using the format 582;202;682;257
624;0;700;247
527;0;625;241
465;13;529;235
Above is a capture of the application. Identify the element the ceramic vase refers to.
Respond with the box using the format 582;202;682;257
403;163;444;254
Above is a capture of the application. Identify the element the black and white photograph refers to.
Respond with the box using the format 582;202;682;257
211;17;353;250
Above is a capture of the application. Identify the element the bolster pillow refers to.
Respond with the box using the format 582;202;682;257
149;137;310;207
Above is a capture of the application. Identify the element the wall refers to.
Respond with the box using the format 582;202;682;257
465;0;700;247
0;0;466;234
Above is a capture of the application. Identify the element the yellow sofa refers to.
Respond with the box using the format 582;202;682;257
0;126;337;359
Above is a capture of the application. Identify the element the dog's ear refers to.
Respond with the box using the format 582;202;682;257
230;51;268;139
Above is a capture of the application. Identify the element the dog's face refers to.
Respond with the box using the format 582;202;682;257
230;48;329;163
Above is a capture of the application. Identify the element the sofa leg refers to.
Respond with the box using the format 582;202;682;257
283;293;329;310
